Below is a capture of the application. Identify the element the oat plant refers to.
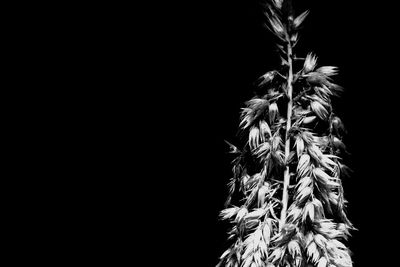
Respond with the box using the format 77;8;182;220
217;1;354;267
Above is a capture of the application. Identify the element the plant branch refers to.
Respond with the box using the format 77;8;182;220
279;35;294;230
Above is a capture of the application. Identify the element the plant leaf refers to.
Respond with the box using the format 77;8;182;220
296;176;312;193
272;133;282;151
311;101;328;120
220;249;231;260
220;207;240;220
262;222;271;244
303;201;315;222
308;144;323;162
268;16;285;37
269;247;282;263
249;126;261;150
314;167;340;188
296;187;312;204
317;66;338;76
269;102;279;123
254;142;271;158
246;209;265;220
257;184;267;207
317;257;328;267
259;120;272;140
302;115;317;125
288;240;301;258
287;205;302;223
242;255;253;267
297;154;311;177
304;52;318;73
294;10;310;28
296;135;305;158
256;70;277;87
235;207;248;223
240;98;269;128
272;0;283;9
314;234;327;249
307;242;320;263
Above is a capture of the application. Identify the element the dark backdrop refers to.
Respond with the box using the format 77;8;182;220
15;0;399;265
146;0;398;266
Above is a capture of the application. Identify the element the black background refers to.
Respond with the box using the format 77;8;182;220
19;0;399;265
143;0;398;266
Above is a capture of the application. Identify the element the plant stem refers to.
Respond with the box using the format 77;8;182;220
279;37;294;230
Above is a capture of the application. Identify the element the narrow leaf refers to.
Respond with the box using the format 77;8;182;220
259;120;272;140
254;142;271;158
257;71;277;87
288;240;301;257
220;207;239;220
287;205;302;222
246;208;266;220
269;102;279;123
272;134;282;151
332;136;346;151
311;101;329;120
296;186;312;204
317;66;338;76
257;185;267;207
269;247;282;263
268;17;285;37
308;144;323;161
297;154;311;177
302;115;317;125
294;10;310;28
220;249;231;260
235;207;248;223
303;201;315;222
249;126;261;150
242;255;253;267
317;257;328;267
272;0;283;9
262;223;271;244
304;52;318;73
307;242;320;263
314;234;327;249
296;176;312;193
296;135;305;157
